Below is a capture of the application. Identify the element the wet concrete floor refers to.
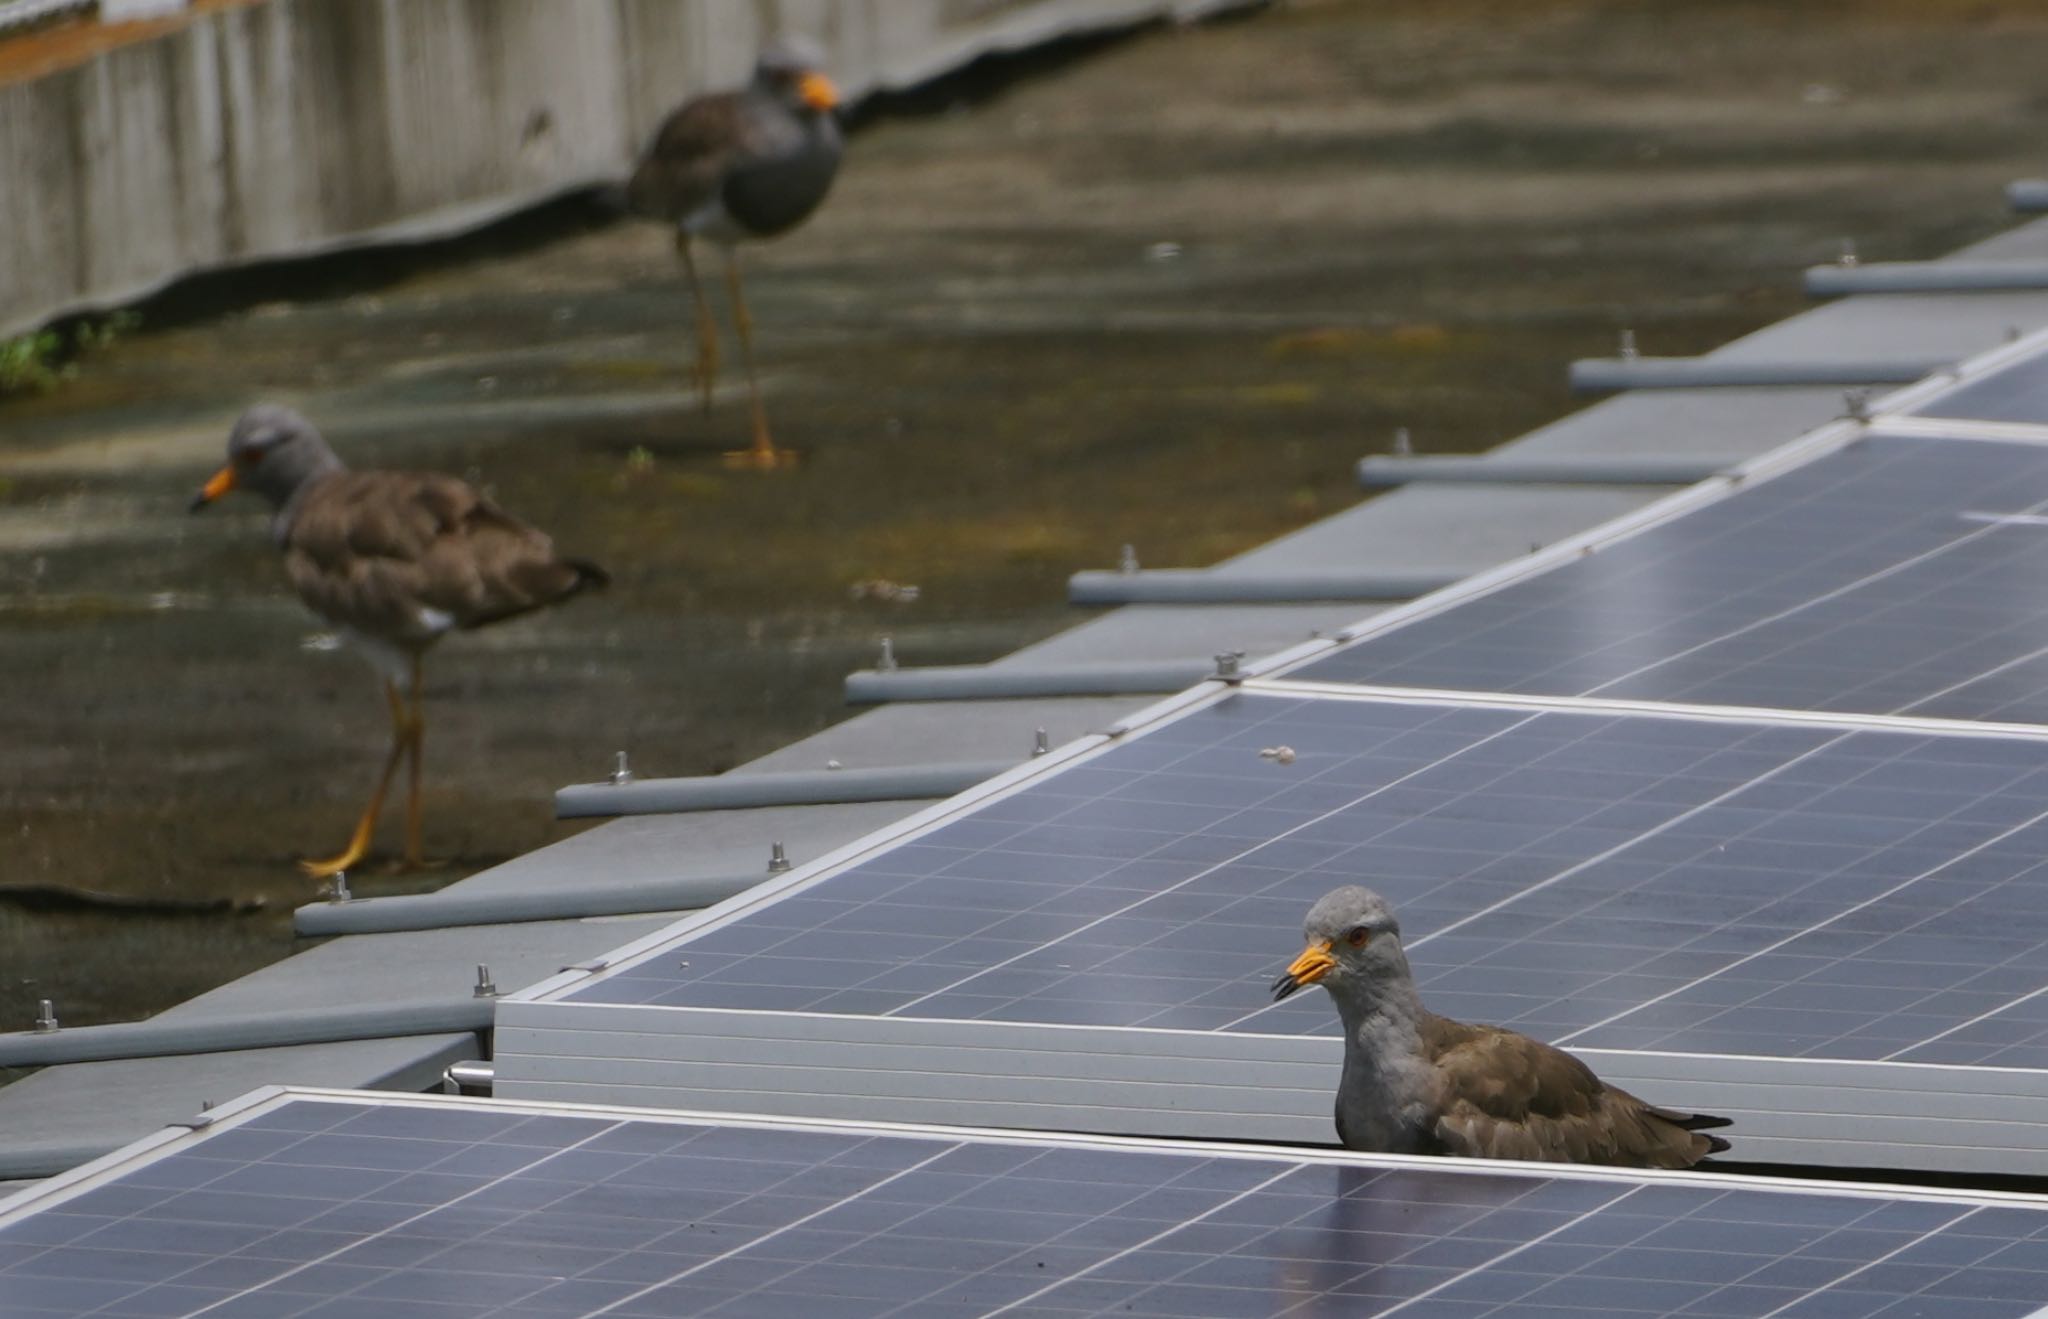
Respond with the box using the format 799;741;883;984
6;0;2048;1034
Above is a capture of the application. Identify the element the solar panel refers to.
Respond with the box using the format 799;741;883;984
1283;432;2048;724
5;1089;2048;1319
1913;347;2048;424
498;688;2048;1172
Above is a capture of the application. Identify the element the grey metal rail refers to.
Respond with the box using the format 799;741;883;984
846;660;1213;704
1067;569;1458;606
555;762;1012;819
294;872;774;937
0;1000;490;1069
1569;355;1945;393
1359;456;1728;491
2009;180;2048;213
1805;261;2048;296
1356;454;1737;488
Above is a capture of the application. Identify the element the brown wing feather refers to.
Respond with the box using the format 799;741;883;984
626;92;748;223
282;472;603;644
1423;1015;1722;1169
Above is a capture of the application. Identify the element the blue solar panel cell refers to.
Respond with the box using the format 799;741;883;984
1289;433;2048;724
561;689;2048;1072
1914;349;2048;424
4;1094;2046;1319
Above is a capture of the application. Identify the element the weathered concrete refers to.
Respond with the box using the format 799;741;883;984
0;0;1242;337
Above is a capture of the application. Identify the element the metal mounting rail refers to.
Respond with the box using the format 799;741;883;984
1570;354;1947;393
1356;453;1738;488
846;660;1213;704
555;761;1013;819
1067;569;1458;606
1806;261;2048;296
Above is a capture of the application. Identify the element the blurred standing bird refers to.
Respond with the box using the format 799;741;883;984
1273;886;1731;1169
190;405;607;880
626;37;843;470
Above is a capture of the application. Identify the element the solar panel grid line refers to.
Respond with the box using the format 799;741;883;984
15;1089;2048;1222
1900;982;2048;1064
13;1091;2048;1319
1212;719;1867;1036
970;1163;1304;1318
1242;676;2048;743
1292;327;2048;692
536;692;2039;1040
180;1114;636;1318
1286;432;2048;721
1550;831;2048;1065
504;729;1127;1006
879;701;1574;1021
578;1141;969;1319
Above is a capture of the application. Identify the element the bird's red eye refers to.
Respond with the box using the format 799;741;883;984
1346;926;1370;948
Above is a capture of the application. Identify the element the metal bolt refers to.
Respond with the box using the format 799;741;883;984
473;964;499;998
326;872;352;903
201;1099;214;1111
1032;728;1051;757
768;842;792;872
33;999;56;1033
1618;328;1638;361
609;751;634;786
877;636;898;672
1213;650;1245;680
1118;544;1140;575
1838;238;1859;268
1391;427;1413;457
1844;389;1871;422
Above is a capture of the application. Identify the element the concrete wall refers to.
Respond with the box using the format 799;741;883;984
0;0;1235;338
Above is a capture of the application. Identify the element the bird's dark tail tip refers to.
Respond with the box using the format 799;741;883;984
565;558;611;593
1679;1112;1734;1132
1702;1133;1733;1155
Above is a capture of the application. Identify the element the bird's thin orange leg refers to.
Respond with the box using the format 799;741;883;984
299;681;407;880
676;233;719;417
400;655;425;869
721;251;797;471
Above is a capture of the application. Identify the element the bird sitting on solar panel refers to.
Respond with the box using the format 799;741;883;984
625;37;843;471
189;404;608;880
1272;886;1731;1169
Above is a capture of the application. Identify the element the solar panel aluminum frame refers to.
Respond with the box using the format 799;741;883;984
498;683;2048;1176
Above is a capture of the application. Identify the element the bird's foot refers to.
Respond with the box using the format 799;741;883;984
722;443;798;472
298;844;367;881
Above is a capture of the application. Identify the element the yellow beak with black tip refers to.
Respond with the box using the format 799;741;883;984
189;465;238;513
1270;939;1336;1001
799;71;840;112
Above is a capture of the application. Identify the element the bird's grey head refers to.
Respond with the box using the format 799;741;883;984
1270;885;1407;1003
753;36;839;114
189;404;344;514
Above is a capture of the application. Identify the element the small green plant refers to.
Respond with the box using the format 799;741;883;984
0;311;141;397
0;330;68;395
